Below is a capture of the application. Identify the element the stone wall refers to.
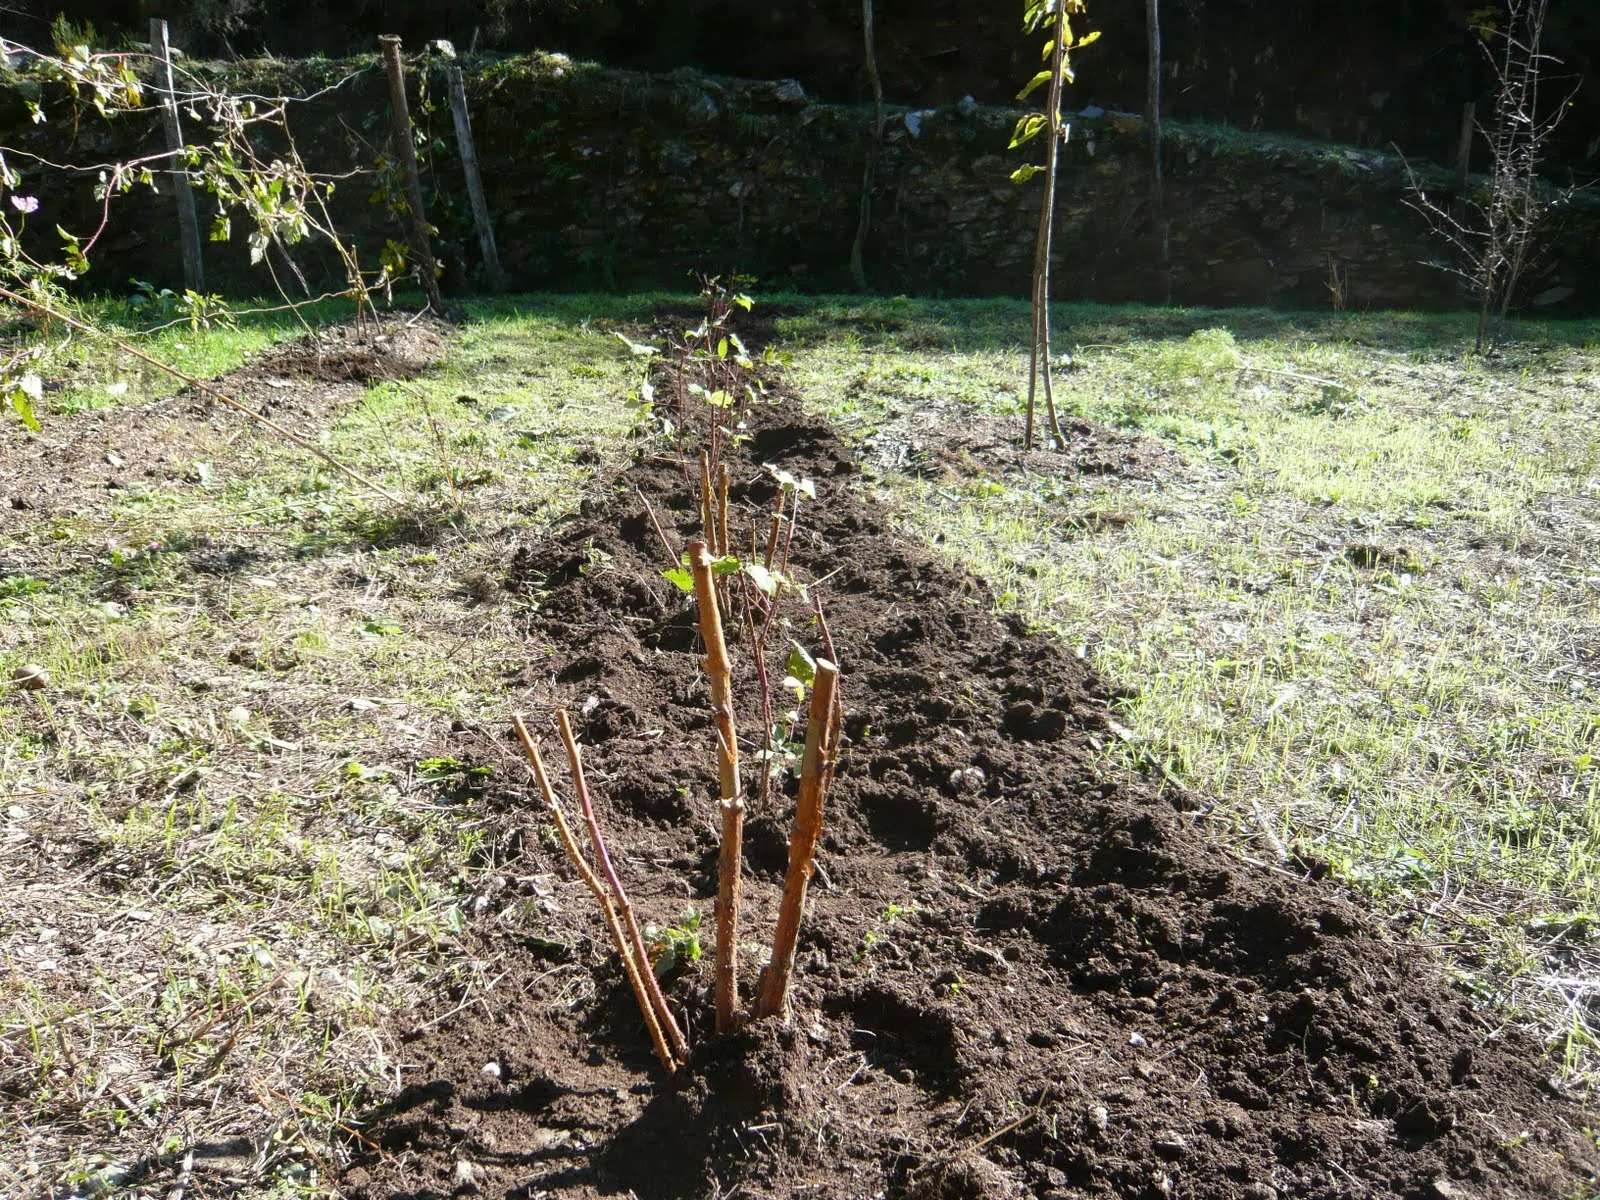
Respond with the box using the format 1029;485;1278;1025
4;53;1597;313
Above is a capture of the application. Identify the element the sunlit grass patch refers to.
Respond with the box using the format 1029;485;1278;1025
0;294;662;1196
4;294;359;417
780;295;1600;1077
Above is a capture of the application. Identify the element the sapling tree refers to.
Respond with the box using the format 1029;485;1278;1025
1402;0;1576;352
514;287;845;1064
1009;0;1099;449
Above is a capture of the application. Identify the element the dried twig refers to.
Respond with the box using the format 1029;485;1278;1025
555;710;689;1061
756;659;841;1019
637;487;679;567
512;714;680;1071
689;537;745;1033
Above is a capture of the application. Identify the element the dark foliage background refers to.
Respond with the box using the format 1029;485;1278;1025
10;0;1596;177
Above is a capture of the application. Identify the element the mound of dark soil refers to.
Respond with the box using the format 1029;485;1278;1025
0;316;446;521
343;393;1595;1199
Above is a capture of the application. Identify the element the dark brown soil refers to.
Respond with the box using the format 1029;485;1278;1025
343;394;1597;1199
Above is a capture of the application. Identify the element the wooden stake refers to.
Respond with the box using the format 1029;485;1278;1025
764;512;782;572
444;66;506;293
378;36;443;315
756;659;840;1020
512;714;677;1072
150;20;204;294
1146;0;1171;303
555;711;689;1062
689;538;744;1033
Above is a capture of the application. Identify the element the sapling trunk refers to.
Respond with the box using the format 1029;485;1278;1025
689;538;745;1033
512;714;679;1072
715;463;731;558
555;710;689;1061
699;451;716;549
756;659;841;1020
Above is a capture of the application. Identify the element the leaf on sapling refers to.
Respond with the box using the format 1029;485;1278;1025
1011;164;1044;184
767;466;817;497
744;562;779;597
785;641;817;686
661;567;695;592
1017;69;1053;102
731;293;754;311
710;554;742;577
613;331;659;357
1009;114;1047;149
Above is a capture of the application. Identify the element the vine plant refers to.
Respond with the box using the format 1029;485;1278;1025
0;25;390;450
520;279;844;1064
1009;0;1098;449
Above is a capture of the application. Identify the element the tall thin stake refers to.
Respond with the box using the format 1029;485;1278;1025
555;711;689;1061
150;19;204;294
699;450;716;548
1146;0;1171;303
715;462;731;557
444;65;506;293
689;538;744;1033
378;35;443;315
755;659;841;1020
511;715;677;1072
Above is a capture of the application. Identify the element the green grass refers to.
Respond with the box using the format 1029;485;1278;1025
5;293;361;416
0;294;660;1198
777;295;1600;1074
4;290;1599;1195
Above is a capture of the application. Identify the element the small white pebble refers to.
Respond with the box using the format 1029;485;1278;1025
481;1061;502;1081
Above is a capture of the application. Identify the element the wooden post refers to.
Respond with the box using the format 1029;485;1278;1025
1147;0;1171;303
689;537;744;1034
378;35;443;315
150;19;204;294
1454;101;1477;196
444;66;506;293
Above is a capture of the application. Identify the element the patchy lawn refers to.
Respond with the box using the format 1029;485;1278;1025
2;293;1598;1197
780;297;1600;1078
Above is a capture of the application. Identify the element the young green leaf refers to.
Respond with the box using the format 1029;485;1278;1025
710;554;742;577
661;567;695;592
744;562;779;596
612;330;660;357
1009;113;1047;149
1017;69;1054;102
1010;164;1044;184
7;373;43;432
785;641;817;686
